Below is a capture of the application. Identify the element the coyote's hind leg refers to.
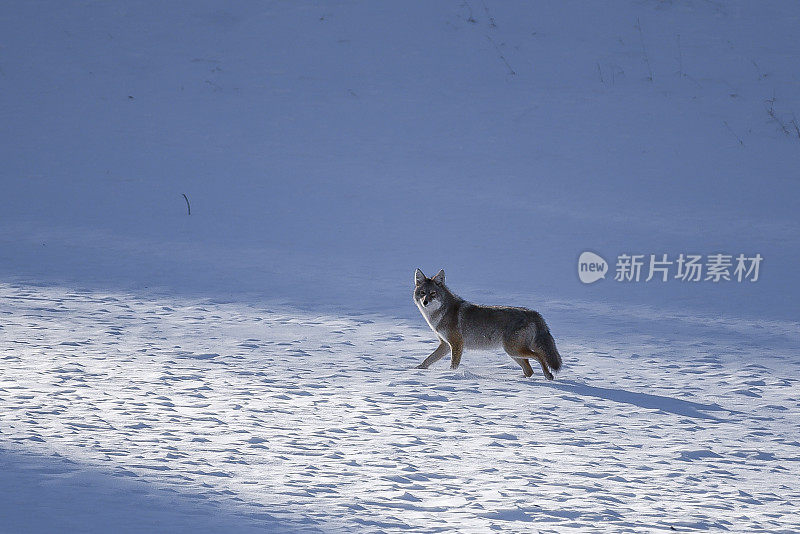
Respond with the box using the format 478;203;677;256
512;357;534;377
504;343;554;380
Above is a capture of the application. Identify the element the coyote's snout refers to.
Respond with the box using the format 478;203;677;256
413;269;563;379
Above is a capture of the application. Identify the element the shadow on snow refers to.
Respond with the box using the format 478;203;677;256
534;379;732;421
0;447;322;534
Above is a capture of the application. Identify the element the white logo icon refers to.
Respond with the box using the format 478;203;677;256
578;252;608;284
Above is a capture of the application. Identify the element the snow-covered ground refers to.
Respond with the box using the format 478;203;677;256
2;0;800;531
2;282;798;532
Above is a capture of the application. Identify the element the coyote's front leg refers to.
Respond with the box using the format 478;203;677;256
416;340;449;369
448;336;463;370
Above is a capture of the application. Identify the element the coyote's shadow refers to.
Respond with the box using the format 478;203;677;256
533;378;732;421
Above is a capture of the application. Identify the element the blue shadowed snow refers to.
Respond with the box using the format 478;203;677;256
0;448;316;533
1;1;798;322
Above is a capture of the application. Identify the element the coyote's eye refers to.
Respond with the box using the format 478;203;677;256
429;292;437;299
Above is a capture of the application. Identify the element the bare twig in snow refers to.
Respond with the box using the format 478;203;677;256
480;0;497;28
462;1;477;23
636;17;653;82
765;91;791;135
751;59;767;80
182;194;191;216
768;109;790;135
765;92;776;113
486;35;516;76
723;121;744;146
767;107;789;135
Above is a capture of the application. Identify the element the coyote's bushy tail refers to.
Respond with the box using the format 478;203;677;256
531;312;562;371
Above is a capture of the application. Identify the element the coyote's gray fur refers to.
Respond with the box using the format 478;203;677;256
413;269;562;379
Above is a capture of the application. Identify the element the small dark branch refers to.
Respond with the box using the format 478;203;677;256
677;34;703;87
597;62;604;84
767;107;789;135
463;0;477;23
611;63;621;85
765;91;776;114
768;109;790;135
182;194;191;216
636;17;653;82
751;59;767;80
486;35;515;76
674;34;699;87
765;93;790;136
480;0;497;28
723;121;744;146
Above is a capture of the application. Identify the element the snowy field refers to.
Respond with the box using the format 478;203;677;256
2;282;798;532
2;0;800;532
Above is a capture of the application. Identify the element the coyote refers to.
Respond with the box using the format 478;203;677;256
413;269;562;379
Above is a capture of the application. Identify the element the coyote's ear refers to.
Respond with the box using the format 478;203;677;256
432;269;445;285
415;269;426;286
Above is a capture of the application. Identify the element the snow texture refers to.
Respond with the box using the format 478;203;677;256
1;0;799;532
1;283;798;532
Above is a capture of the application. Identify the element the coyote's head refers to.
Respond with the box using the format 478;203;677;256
413;268;447;308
